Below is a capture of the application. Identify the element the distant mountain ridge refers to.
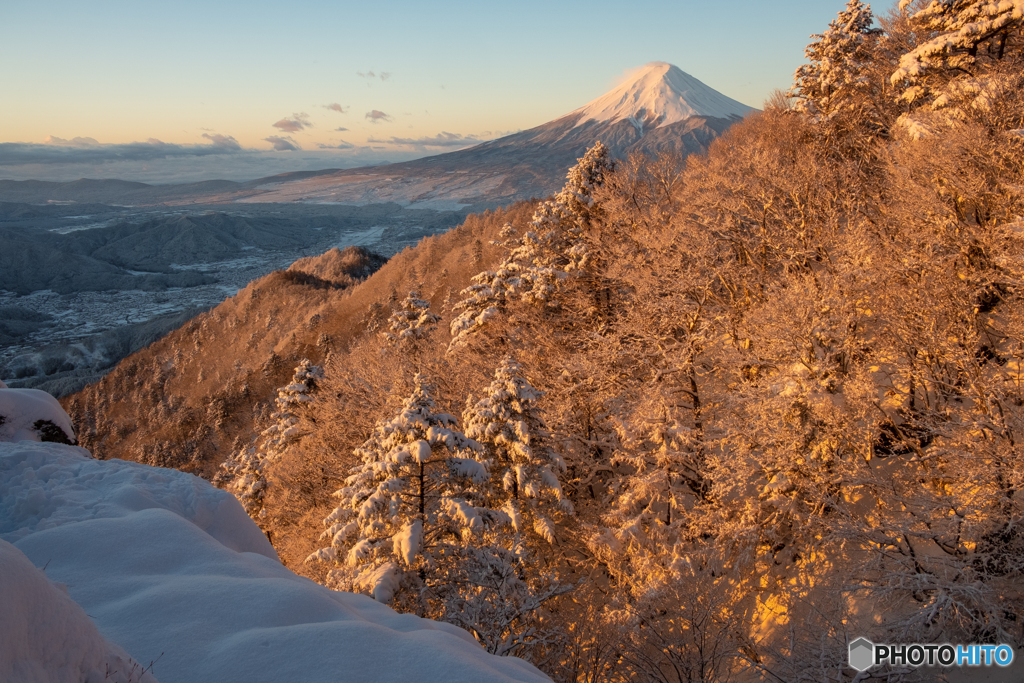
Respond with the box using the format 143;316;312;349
0;64;756;208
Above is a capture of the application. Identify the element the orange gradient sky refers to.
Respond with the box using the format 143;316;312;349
0;0;898;182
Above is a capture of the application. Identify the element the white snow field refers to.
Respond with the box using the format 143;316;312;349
0;538;161;683
0;437;549;681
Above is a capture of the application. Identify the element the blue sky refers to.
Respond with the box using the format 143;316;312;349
0;0;898;182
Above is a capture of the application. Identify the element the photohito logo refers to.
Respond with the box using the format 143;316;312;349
848;638;1014;671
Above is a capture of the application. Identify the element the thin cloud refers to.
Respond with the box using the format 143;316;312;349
0;137;247;165
43;135;100;147
323;103;349;114
316;141;355;150
358;71;391;82
201;133;241;150
272;113;312;133
365;110;392;123
367;131;486;148
379;72;391;81
264;135;300;151
333;127;349;132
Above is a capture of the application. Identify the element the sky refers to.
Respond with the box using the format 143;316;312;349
0;0;898;184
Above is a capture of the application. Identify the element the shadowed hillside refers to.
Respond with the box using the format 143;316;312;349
62;207;533;476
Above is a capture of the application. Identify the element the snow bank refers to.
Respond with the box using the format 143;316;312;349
0;387;76;444
0;441;550;683
0;538;160;683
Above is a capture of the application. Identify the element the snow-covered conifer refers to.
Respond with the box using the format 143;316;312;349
462;356;572;543
555;140;614;228
450;358;573;655
219;359;323;519
307;374;493;605
308;369;570;656
892;0;1024;110
789;0;880;120
449;143;614;349
383;291;441;345
260;359;324;459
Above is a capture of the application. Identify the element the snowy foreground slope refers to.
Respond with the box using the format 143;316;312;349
1;537;160;683
0;440;550;683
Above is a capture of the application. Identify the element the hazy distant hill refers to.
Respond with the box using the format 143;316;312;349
0;224;214;295
0;178;245;205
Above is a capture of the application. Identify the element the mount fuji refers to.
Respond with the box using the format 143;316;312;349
569;61;754;130
229;62;756;207
0;63;756;208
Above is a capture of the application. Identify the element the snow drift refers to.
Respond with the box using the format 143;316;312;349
0;538;160;683
0;385;76;444
0;436;549;682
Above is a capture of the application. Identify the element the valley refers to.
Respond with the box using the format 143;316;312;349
0;200;468;395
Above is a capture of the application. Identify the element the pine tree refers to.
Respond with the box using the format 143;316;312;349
462;356;573;543
454;357;573;656
218;359;323;519
789;0;880;121
448;143;614;349
383;291;441;346
306;374;492;606
892;0;1024;111
307;367;572;657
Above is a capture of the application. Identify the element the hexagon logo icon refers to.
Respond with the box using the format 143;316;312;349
849;637;874;671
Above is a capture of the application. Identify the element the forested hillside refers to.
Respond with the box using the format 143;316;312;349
62;209;534;474
66;1;1024;680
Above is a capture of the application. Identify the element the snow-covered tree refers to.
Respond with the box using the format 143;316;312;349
453;357;573;657
449;143;614;349
789;0;881;121
218;359;323;519
383;291;441;345
307;367;572;657
892;0;1024;112
432;536;570;659
260;359;324;458
306;374;493;607
463;356;573;543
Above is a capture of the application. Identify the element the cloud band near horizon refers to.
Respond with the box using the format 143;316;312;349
0;137;247;165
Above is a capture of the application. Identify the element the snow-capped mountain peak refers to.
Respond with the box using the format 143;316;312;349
570;62;755;130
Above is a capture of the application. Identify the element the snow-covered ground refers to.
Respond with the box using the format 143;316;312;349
1;537;160;683
0;393;549;682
